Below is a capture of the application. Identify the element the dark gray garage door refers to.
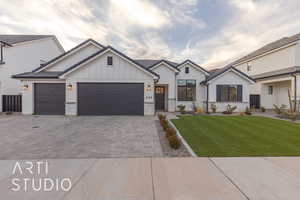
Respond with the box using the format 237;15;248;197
34;83;65;115
78;83;144;115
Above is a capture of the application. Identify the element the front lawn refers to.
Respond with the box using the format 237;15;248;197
171;116;300;157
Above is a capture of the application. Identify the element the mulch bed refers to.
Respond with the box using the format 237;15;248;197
155;120;191;157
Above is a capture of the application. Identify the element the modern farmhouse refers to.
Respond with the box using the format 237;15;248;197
13;39;254;115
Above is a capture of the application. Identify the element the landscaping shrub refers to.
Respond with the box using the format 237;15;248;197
261;107;266;112
168;135;181;149
222;105;237;114
279;112;300;121
160;119;169;130
245;107;252;115
158;113;166;121
165;127;177;138
210;103;217;113
177;105;186;114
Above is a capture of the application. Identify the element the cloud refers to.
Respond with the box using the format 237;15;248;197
184;0;300;68
109;0;171;29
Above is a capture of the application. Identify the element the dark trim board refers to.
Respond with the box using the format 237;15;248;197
34;83;65;115
77;82;144;116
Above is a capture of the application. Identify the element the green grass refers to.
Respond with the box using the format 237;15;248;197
171;116;300;157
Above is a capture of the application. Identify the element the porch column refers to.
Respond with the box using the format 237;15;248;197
291;75;300;111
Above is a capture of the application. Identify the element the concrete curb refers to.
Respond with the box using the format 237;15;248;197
168;119;197;157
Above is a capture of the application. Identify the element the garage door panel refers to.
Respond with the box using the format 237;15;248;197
34;83;65;115
78;83;144;115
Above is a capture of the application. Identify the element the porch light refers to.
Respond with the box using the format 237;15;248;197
146;85;152;91
67;83;73;91
23;84;29;90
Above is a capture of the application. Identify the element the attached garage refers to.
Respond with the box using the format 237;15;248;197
34;83;65;115
77;83;144;115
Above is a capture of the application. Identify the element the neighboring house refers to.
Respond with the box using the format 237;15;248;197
0;35;64;112
232;32;300;111
13;38;254;116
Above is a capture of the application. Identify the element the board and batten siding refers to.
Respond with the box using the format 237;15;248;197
152;63;177;112
47;43;102;72
176;63;207;111
208;71;250;112
64;51;155;115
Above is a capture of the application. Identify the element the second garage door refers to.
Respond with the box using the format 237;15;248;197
78;83;144;115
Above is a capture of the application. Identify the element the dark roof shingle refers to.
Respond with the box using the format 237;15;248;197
0;35;55;45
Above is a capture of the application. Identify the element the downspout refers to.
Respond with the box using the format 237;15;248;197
292;73;297;112
206;83;209;113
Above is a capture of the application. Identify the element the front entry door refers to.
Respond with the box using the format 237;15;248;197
155;86;165;111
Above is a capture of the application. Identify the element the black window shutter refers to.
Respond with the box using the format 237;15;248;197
216;85;221;102
237;85;243;102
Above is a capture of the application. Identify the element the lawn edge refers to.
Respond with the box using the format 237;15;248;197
168;119;198;157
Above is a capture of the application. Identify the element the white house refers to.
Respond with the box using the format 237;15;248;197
0;35;64;112
232;32;300;111
13;38;254;115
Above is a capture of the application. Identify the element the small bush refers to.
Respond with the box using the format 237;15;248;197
239;112;245;116
177;105;186;114
245;107;252;115
158;113;166;121
210;103;217;113
168;135;181;149
160;119;169;130
261;107;266;112
222;105;237;114
165;127;177;138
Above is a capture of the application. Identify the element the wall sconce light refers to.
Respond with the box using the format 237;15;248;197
67;83;73;91
146;84;152;92
23;84;29;90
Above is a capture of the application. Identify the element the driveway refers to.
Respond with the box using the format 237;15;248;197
0;115;163;159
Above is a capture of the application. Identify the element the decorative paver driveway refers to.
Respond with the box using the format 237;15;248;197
0;115;163;159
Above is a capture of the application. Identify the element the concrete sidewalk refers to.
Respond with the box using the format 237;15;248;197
0;157;300;200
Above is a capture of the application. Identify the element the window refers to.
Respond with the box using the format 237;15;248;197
247;62;252;71
268;85;273;95
107;56;113;66
216;85;242;102
185;67;189;74
177;80;196;101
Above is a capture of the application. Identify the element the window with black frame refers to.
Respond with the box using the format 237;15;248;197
177;80;196;101
216;85;242;102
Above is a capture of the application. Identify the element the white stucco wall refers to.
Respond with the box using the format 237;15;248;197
261;80;292;109
152;64;176;112
64;51;155;115
207;71;251;112
176;63;207;111
0;38;63;112
235;45;296;76
46;43;101;72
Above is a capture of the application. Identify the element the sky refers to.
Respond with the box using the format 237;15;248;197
1;0;300;69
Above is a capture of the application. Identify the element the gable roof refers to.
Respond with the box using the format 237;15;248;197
232;32;300;65
32;38;104;72
0;35;56;45
202;66;255;84
177;59;210;75
134;59;178;69
146;59;180;72
59;46;159;79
